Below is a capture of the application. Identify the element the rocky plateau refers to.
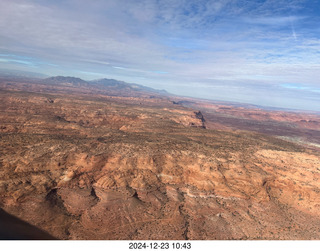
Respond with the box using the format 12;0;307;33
0;77;320;240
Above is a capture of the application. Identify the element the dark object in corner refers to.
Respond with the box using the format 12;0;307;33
0;208;56;240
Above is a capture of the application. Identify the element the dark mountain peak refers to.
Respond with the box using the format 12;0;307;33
93;78;132;89
44;76;89;87
42;76;169;97
92;78;168;95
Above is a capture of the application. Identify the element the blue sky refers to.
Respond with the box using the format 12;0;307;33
0;0;319;111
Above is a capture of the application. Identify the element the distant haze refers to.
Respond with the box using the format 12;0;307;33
0;0;319;111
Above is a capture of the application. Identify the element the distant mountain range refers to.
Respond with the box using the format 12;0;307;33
44;76;89;87
93;78;168;94
43;76;169;97
1;70;318;114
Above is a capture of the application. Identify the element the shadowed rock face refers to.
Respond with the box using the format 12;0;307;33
0;78;320;240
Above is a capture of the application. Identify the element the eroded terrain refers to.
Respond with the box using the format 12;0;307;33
174;98;320;149
1;77;320;240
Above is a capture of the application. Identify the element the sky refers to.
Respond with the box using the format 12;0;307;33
0;0;320;111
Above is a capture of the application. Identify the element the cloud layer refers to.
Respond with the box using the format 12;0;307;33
0;0;319;111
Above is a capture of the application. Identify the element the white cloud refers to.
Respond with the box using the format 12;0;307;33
0;0;319;110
